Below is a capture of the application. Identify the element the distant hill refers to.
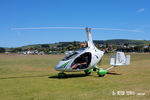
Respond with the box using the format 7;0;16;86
94;39;150;45
20;42;75;49
2;39;150;50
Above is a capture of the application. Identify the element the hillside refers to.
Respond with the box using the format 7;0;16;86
1;39;150;52
94;39;150;45
20;39;150;49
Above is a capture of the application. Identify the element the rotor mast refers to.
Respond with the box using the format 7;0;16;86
85;27;95;48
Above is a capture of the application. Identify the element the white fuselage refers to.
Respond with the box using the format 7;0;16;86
55;47;104;72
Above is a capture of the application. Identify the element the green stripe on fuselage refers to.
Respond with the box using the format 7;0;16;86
60;61;69;68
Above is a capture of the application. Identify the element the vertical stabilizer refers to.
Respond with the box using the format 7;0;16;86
110;52;130;66
125;55;130;65
110;55;115;65
116;52;126;65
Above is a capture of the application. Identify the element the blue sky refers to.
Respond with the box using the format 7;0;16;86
0;0;150;47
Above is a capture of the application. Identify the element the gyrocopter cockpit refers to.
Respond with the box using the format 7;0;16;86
71;52;91;69
61;47;92;70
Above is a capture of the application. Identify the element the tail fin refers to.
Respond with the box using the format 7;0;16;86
110;52;130;66
116;52;126;65
110;55;115;65
125;55;130;65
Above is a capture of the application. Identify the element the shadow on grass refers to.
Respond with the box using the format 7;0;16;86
0;74;50;80
49;71;121;79
49;73;87;79
0;72;121;80
107;71;121;75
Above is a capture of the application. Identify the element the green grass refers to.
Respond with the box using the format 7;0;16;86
0;53;150;100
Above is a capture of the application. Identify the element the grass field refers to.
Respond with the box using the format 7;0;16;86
0;53;150;100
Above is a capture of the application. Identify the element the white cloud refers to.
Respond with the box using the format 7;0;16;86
136;8;145;13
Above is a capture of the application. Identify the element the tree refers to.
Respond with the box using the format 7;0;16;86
41;44;49;48
0;47;5;53
134;45;144;52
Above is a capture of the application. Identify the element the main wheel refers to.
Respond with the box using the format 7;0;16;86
84;69;93;76
93;68;97;71
97;69;107;77
58;73;67;78
84;71;91;76
98;74;105;77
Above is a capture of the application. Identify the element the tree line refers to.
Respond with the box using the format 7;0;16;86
0;40;150;54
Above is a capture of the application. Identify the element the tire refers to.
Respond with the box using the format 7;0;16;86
93;68;97;71
58;73;67;78
84;70;91;76
98;74;105;77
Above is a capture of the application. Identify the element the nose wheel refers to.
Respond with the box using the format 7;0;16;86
58;73;67;78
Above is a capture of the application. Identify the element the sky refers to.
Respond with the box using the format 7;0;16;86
0;0;150;47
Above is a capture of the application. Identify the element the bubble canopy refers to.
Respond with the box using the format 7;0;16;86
62;48;87;61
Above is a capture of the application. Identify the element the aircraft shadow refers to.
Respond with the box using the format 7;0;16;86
49;73;87;79
49;71;121;79
0;74;50;80
0;72;121;80
107;71;121;75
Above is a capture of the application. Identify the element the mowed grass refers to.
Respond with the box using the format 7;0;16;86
0;53;150;100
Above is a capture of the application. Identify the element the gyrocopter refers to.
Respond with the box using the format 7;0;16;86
12;27;132;78
54;27;130;77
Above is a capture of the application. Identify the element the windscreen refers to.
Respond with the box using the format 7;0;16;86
62;48;87;61
62;52;78;61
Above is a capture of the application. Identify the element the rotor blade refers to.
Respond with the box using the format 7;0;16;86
11;27;85;30
11;27;141;32
92;28;141;32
